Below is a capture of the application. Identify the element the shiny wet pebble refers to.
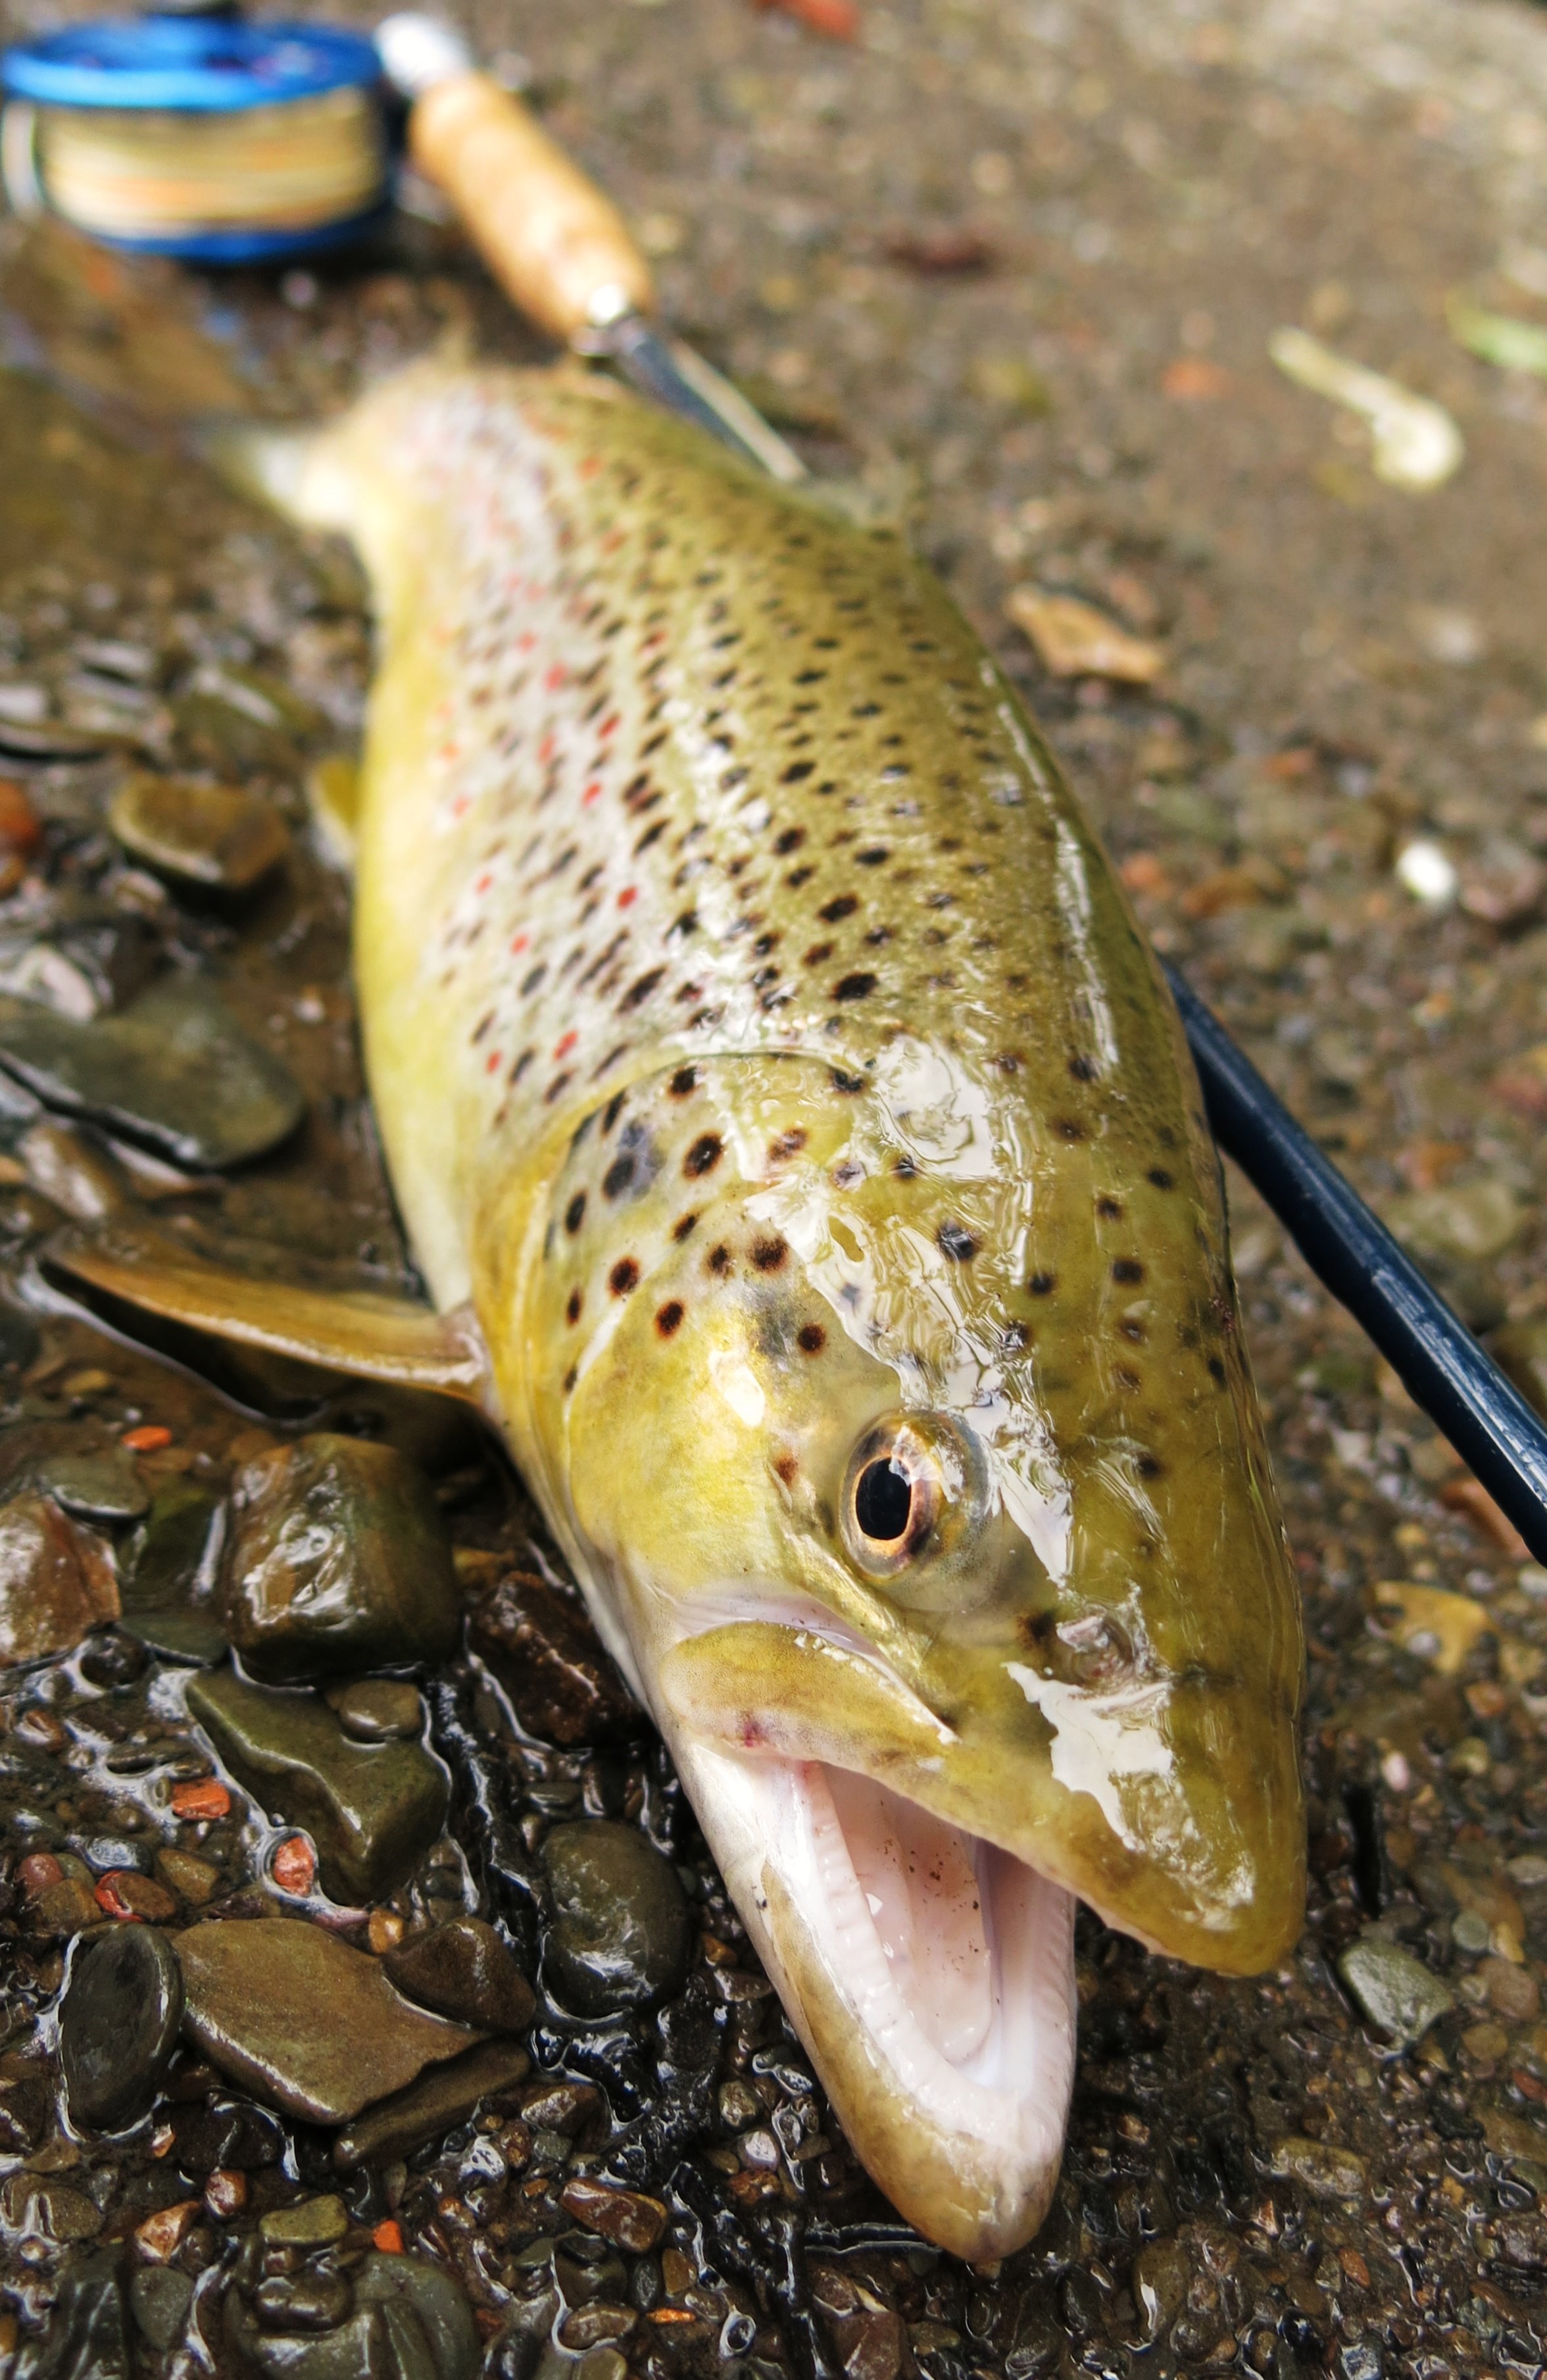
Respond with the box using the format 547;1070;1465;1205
221;1433;458;1681
541;1820;691;2015
61;1923;183;2131
0;1491;118;1668
328;1676;426;1741
109;772;289;895
130;2267;194;2353
383;1916;535;2033
36;1448;148;1524
255;2269;353;2333
1338;1934;1454;2048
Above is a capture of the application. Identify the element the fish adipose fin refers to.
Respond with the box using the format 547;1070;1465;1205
45;1224;489;1402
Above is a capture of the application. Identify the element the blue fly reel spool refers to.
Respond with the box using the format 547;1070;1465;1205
0;13;390;263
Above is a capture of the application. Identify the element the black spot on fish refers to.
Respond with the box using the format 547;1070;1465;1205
1002;1322;1031;1352
1068;1055;1097;1082
685;1133;723;1178
707;1244;731;1276
565;1193;586;1235
893;1155;917;1179
1136;1451;1164;1477
1148;1168;1175;1190
673;1212;698;1241
1208;1356;1227;1386
833;973;877;1002
819;894;858;923
566;1289;583;1326
1096;1197;1123;1221
670;1066;698;1096
1116;1365;1142;1392
1029;1272;1056;1296
622;966;666;1010
752;1237;789;1273
602;1091;627;1133
775;828;806;855
831;1070;866;1095
610;1258;640;1297
564;1364;578;1396
781;760;816;783
1112;1258;1144;1285
768;1129;807;1163
603;1155;634;1200
797;1323;825;1354
856;847;890;867
937;1221;977;1261
804;941;833;966
774;1452;799;1485
656;1301;685;1337
1054;1119;1085;1143
1120;1319;1146;1343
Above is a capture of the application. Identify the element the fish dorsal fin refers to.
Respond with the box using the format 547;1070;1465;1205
46;1224;489;1402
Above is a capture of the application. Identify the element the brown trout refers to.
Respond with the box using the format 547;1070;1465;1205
82;363;1304;2256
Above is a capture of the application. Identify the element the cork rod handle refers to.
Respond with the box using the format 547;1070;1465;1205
408;72;655;346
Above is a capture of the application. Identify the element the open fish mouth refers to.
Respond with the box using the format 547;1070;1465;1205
656;1610;1077;2260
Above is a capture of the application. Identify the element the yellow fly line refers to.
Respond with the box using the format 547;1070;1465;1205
36;85;384;237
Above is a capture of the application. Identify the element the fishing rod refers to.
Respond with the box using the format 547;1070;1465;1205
5;9;1544;1560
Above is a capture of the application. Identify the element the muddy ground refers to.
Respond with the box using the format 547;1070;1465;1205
1;0;1547;2370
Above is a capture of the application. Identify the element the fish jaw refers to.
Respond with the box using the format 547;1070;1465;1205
667;1729;1075;2261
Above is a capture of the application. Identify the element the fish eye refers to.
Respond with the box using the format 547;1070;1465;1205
842;1421;948;1577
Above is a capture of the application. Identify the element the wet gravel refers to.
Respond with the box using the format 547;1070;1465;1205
3;0;1547;2368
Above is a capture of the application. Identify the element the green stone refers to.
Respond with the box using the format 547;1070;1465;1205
220;1434;458;1683
36;1448;148;1524
327;1677;426;1741
126;1479;222;1611
1338;1935;1454;2048
541;1822;691;2016
259;2193;349;2248
0;978;305;1170
185;1668;448;1904
130;2266;193;2353
176;1919;479;2124
120;1607;228;1666
332;2039;529;2168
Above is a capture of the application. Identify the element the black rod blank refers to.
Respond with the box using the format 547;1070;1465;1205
1166;963;1547;1568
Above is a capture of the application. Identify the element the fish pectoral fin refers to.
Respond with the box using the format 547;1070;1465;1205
45;1223;490;1402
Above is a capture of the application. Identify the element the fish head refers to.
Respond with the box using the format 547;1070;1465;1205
504;1040;1303;2256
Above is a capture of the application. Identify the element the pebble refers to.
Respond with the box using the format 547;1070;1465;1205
176;1918;480;2123
221;1434;458;1681
1385;1179;1523;1268
109;773;289;895
60;1923;184;2130
541;1821;691;2014
560;2177;670;2253
225;2253;478;2380
0;977;305;1170
0;1300;38;1373
93;1867;178;1921
259;2193;350;2248
135;2199;201;2262
332;2037;529;2169
383;1916;535;2033
129;2266;193;2354
126;1477;222;1612
254;2269;353;2332
185;1668;449;1905
12;2248;128;2379
1269;2136;1369;2200
1338;1936;1456;2049
1004;585;1164;683
328;1677;426;1741
1129;2237;1191;2343
466;1561;639;1745
36;1447;149;1524
121;1606;228;1666
354;2254;481;2380
0;1491;119;1666
171;2094;285;2175
0;2173;103;2243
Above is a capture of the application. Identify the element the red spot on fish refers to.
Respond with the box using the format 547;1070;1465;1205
599;714;620;740
554;1029;578;1060
485;1051;501;1074
539;731;557;764
739;1718;766;1748
511;933;529;954
518;631;537;653
475;873;492;895
582;781;602;807
450;793;472;818
545;664;568;693
618;887;637;909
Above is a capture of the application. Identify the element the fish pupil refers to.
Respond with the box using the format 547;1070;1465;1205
855;1460;914;1544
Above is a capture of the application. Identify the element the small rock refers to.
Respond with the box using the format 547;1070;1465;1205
383;1917;535;2034
1460;840;1545;928
94;1868;178;1922
176;1918;480;2124
221;1435;458;1681
61;1923;183;2131
121;1608;228;1666
259;2194;350;2249
1005;585;1164;683
1338;1935;1454;2047
1385;1179;1523;1268
155;1846;221;1904
109;774;289;895
559;2177;669;2253
135;2200;201;2262
224;2300;381;2379
129;2266;193;2354
0;2173;103;2242
185;1668;448;1904
0;1491;118;1666
0;2072;49;2152
1269;2136;1369;2200
14;2247;129;2379
126;1479;222;1612
0;977;305;1171
1481;1954;1540;2023
0;1299;39;1373
1129;2239;1189;2343
519;2079;600;2135
254;2270;353;2333
353;2253;480;2380
170;2094;285;2174
327;1677;426;1741
332;2037;529;2168
225;2254;478;2380
34;1449;147;1525
541;1821;691;2015
18;1120;130;1220
465;1561;639;1745
26;1875;101;1937
204;2168;247;2219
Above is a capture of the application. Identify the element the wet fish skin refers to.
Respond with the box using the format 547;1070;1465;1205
264;362;1304;2255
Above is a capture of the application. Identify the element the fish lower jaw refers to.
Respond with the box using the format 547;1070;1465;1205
670;1737;1077;2260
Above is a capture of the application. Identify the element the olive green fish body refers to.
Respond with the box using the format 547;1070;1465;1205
279;364;1304;2256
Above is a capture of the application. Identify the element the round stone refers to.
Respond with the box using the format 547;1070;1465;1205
328;1677;426;1741
61;1923;183;2131
109;772;290;895
384;1916;535;2033
541;1822;692;2016
37;1449;149;1524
